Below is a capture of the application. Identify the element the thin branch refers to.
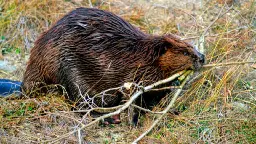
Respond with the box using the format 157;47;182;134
131;104;164;114
149;86;181;91
203;61;255;68
88;0;93;8
145;70;186;90
202;5;233;36
187;60;255;85
132;71;193;143
181;25;249;40
78;129;82;144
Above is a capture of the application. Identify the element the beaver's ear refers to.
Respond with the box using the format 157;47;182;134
157;35;176;56
163;34;187;48
163;35;177;46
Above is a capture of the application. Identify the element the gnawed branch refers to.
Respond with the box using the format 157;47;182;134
43;70;187;143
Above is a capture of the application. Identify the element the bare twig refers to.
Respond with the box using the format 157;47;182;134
203;61;256;68
43;70;187;143
78;129;82;144
132;71;193;143
181;25;249;40
150;86;181;91
131;104;164;114
202;5;233;36
88;0;93;8
186;61;255;85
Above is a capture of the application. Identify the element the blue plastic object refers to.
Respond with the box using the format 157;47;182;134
0;79;22;96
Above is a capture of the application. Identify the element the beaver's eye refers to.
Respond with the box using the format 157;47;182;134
183;52;189;56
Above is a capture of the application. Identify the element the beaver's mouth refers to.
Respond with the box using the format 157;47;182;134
193;61;204;71
192;53;205;71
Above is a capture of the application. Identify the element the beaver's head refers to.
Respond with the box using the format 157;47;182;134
158;34;205;74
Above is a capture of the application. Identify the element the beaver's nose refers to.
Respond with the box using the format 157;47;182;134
199;54;205;64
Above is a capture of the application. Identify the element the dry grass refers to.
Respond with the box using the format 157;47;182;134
0;0;256;143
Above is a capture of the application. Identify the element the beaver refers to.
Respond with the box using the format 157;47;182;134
21;7;205;124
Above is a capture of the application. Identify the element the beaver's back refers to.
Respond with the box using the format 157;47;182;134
22;8;163;104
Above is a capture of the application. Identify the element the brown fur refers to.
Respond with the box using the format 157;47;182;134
22;8;205;108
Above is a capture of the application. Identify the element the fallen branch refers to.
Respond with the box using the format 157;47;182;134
203;61;255;68
131;104;164;114
43;70;187;143
149;86;181;91
132;70;193;143
186;61;255;86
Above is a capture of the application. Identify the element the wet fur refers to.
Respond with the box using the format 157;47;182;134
22;8;204;107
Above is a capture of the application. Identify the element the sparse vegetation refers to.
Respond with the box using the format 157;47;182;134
0;0;255;143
